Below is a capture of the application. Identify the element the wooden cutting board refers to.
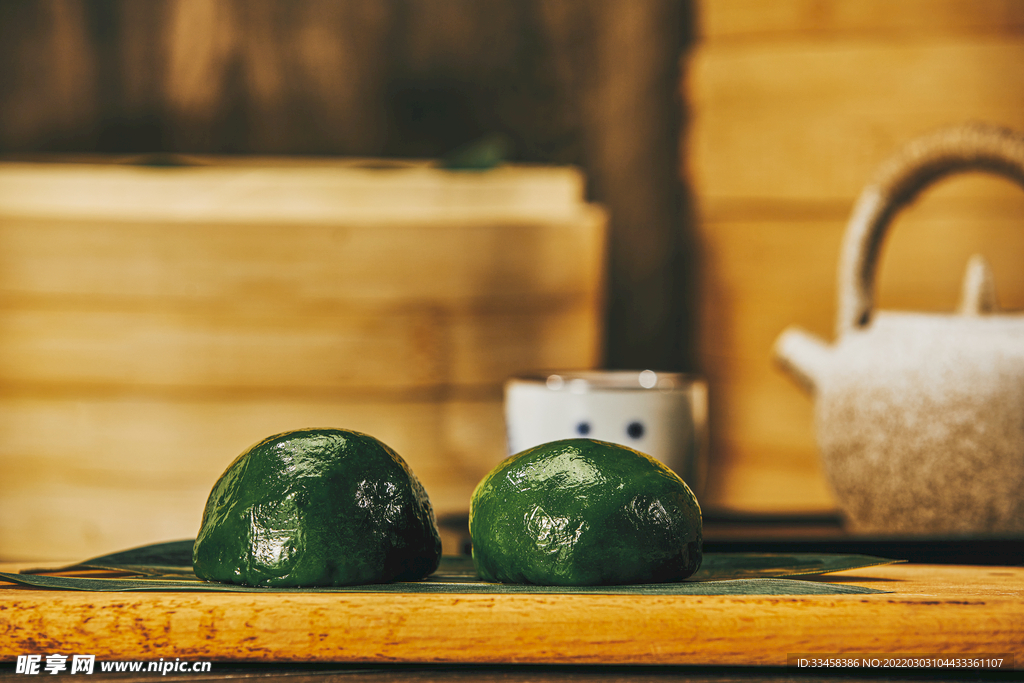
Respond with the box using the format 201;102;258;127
1;562;1020;666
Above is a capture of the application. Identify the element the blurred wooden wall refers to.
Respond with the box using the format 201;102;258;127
0;0;696;373
688;0;1024;513
0;158;606;560
0;0;693;559
4;0;1022;537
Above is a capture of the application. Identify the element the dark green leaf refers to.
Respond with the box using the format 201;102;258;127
688;552;902;581
4;540;901;595
0;570;885;595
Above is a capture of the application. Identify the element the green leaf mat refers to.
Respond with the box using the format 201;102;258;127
0;540;901;595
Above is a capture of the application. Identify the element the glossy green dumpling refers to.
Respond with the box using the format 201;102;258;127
470;438;702;585
193;428;441;587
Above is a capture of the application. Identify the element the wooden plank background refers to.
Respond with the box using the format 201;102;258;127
1;0;1023;554
0;160;607;560
0;0;691;559
0;0;695;375
688;0;1024;513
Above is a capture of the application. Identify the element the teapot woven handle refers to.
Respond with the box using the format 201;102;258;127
837;123;1024;335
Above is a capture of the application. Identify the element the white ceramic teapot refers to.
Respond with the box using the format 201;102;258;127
774;123;1024;535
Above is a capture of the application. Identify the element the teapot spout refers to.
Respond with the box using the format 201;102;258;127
773;327;832;394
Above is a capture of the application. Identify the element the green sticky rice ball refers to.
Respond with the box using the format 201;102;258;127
193;428;441;587
469;438;702;585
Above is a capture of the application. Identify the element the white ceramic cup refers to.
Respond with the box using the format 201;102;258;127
504;370;708;497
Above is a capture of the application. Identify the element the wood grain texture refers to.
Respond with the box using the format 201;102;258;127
688;0;1024;513
690;40;1024;201
0;396;508;560
699;0;1024;41
0;0;693;375
0;160;606;561
0;302;599;391
0;161;590;221
0;563;1019;665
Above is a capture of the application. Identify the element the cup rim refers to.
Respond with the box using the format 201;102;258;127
506;369;704;392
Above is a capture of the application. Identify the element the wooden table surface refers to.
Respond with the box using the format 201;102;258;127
1;562;1020;668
